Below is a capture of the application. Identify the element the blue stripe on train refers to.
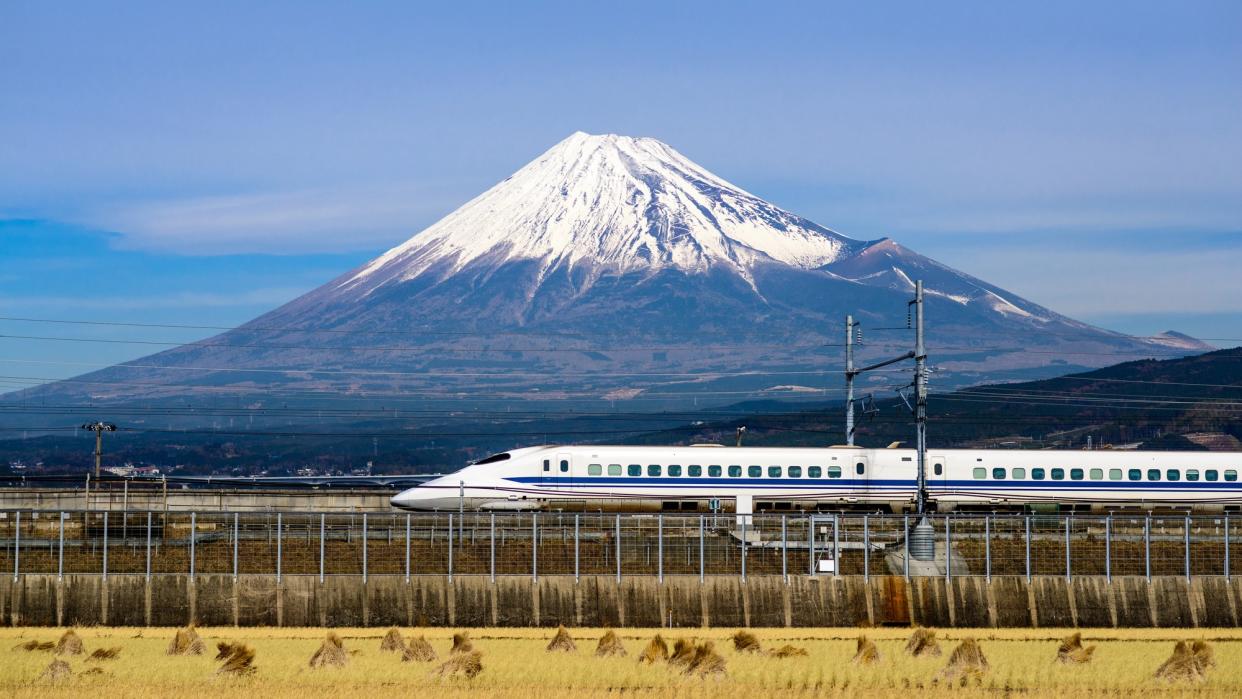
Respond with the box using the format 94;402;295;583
508;476;1242;490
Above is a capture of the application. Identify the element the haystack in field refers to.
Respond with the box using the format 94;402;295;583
216;641;242;661
1056;632;1096;664
309;633;349;668
683;641;727;678
38;659;72;682
937;638;989;684
731;630;761;654
380;627;405;653
54;629;84;656
167;626;205;655
87;647;121;662
216;644;256;676
852;636;880;665
768;644;809;658
595;629;627;657
451;631;473;654
546;625;577;653
402;635;438;663
638;635;669;664
1155;640;1214;682
669;638;696;666
904;627;942;657
13;640;54;652
431;650;483;679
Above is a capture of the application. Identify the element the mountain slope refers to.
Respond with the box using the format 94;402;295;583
5;132;1210;411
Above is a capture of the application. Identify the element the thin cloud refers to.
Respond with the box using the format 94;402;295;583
2;287;310;311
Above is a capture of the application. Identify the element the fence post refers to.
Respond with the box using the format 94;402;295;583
490;514;496;583
809;514;817;576
58;511;64;581
145;512;152;581
740;516;747;582
1065;515;1071;582
615;514;622;583
573;514;580;583
945;515;952;581
657;514;663;584
984;515;991;583
903;514;909;579
233;512;239;581
447;513;454;582
1182;514;1192;581
404;514;411;582
1226;513;1231;582
102;511;108;583
189;511;196;580
1144;514;1151;583
699;515;705;583
832;515;840;578
1105;514;1111;584
1024;515;1031;583
781;515;788;584
276;513;282;583
362;513;368;584
532;513;538;582
12;511;19;580
318;513;325;583
863;514;870;582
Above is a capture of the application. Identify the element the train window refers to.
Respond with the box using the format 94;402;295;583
973;468;986;479
608;464;622;476
1167;469;1180;481
1071;468;1084;481
668;465;682;477
1051;468;1065;480
856;462;866;475
727;465;741;477
688;465;702;477
992;468;1006;480
827;465;842;478
628;464;641;477
709;465;722;477
934;463;943;476
1227;470;1238;482
1206;470;1219;481
1187;470;1200;482
808;466;821;478
1032;468;1045;480
1147;469;1160;481
1089;469;1103;480
543;459;551;472
748;465;762;478
588;464;602;476
648;464;661;477
788;466;802;478
560;459;569;473
1013;467;1026;479
1128;469;1141;481
1109;469;1122;480
768;466;781;478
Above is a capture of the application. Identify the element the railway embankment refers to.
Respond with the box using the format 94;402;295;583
2;573;1236;628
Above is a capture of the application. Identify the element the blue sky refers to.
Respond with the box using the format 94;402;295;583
2;1;1241;386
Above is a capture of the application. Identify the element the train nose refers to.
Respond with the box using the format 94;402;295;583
390;484;459;510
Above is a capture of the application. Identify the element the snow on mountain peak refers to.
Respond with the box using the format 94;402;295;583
343;132;862;292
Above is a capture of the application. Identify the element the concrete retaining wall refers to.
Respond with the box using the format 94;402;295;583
2;574;1237;628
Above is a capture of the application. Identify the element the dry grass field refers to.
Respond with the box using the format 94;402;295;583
3;626;1242;698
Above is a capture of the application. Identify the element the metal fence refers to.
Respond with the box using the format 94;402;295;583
0;510;1238;581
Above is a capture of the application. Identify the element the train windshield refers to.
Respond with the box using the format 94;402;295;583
471;452;511;465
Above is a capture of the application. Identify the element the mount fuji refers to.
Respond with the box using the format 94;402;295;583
13;132;1209;411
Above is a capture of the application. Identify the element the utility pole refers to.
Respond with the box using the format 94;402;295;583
735;426;747;447
845;315;857;446
81;422;117;478
912;280;928;515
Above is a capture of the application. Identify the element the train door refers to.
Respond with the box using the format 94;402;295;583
851;455;869;502
557;451;573;487
930;455;946;501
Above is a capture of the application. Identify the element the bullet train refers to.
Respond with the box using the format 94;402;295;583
390;444;1242;514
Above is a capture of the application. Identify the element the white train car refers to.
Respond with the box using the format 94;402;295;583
390;444;1242;513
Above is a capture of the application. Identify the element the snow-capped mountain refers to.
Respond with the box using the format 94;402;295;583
9;132;1211;410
